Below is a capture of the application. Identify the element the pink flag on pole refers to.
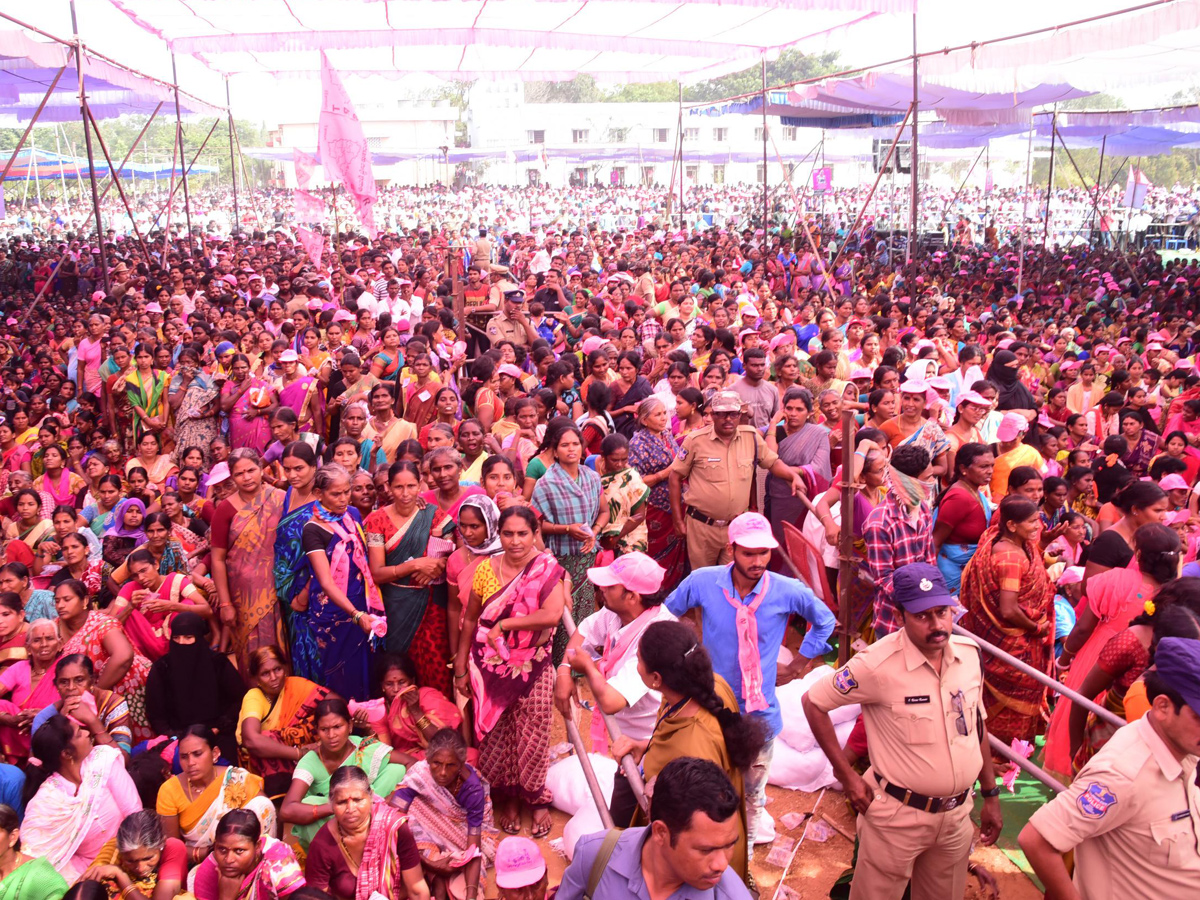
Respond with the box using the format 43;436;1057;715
1122;168;1152;209
295;225;325;266
294;189;325;222
293;148;318;190
318;51;376;234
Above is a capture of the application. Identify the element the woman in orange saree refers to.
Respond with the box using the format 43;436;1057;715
210;449;286;677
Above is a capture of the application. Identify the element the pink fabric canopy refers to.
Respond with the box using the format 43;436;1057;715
103;0;908;82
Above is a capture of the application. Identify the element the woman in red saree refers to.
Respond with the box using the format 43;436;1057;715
0;618;60;763
1043;522;1180;780
453;506;566;838
402;351;443;431
109;549;209;661
958;495;1055;748
210;449;286;677
0;593;27;675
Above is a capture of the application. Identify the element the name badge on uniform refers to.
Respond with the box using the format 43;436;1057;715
1172;810;1190;821
706;457;721;462
904;695;930;704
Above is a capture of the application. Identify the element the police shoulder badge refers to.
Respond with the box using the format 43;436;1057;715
833;666;857;695
1078;782;1117;819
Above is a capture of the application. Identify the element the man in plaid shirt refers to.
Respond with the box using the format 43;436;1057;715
863;444;936;637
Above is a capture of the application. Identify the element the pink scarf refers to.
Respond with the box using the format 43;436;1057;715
43;468;73;506
327;514;384;614
590;607;662;753
724;573;770;714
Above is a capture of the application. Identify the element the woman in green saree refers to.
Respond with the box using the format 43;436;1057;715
365;461;457;697
278;698;408;849
0;803;68;900
125;343;170;445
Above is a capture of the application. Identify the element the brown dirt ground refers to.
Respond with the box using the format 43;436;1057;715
474;694;1043;900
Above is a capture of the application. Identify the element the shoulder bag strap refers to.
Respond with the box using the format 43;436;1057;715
583;828;623;900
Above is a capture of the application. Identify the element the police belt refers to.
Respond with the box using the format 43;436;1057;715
686;506;732;528
877;776;970;814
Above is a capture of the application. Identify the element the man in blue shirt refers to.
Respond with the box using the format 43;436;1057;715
665;512;836;844
558;757;752;900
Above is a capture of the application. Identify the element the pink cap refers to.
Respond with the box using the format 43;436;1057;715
956;390;991;408
91;290;106;302
1159;474;1190;492
1166;509;1192;526
220;274;238;287
332;309;354;323
1058;566;1085;586
498;363;523;379
587;551;666;595
494;837;546;890
206;462;231;487
145;302;163;314
850;366;873;380
768;333;795;352
279;349;300;363
997;412;1029;442
727;512;779;550
899;379;928;395
581;336;606;354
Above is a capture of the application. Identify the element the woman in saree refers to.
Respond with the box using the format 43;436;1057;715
608;620;765;883
1044;522;1181;780
446;494;502;660
403;351;443;433
33;444;84;512
959;495;1055;748
159;490;209;558
0;422;31;475
529;425;606;666
237;646;330;800
296;465;381;702
610;351;654;439
22;715;142;884
110;549;208;662
124;433;177;495
327;352;381;443
422;448;486;522
125;344;170;447
221;354;276;454
598;434;649;555
107;513;193;598
157;726;276;867
3;488;53;562
100;497;146;599
628;397;687;598
78;810;186;900
280;698;408;850
29;653;134;756
0;595;24;679
0;618;59;763
305;765;431;900
364;653;464;760
932;443;996;592
191;809;306;900
369;325;405;385
82;474;123;539
0;803;68;900
1068;596;1200;774
453;506;567;838
365;384;418;465
54;578;153;742
168;347;221;464
210;449;286;678
390;729;495;900
765;387;831;544
366;461;456;697
1118;408;1159;478
272;442;318;664
881;380;951;479
275;350;320;433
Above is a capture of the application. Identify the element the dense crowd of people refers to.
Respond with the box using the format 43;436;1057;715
0;176;1195;900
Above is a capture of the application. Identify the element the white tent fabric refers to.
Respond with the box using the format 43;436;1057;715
102;0;910;82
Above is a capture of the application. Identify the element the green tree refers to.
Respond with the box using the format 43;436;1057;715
524;75;604;104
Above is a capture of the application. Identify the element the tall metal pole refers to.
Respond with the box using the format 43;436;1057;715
54;125;67;201
984;142;990;218
761;56;768;233
908;12;919;266
226;76;239;233
171;52;195;258
70;0;108;296
677;82;684;229
1042;105;1058;248
1092;134;1107;241
1016;122;1034;292
836;409;853;666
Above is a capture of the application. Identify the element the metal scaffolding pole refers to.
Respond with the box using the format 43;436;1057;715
171;52;196;258
762;56;769;232
69;0;108;295
907;12;919;266
677;82;684;228
1042;105;1059;248
226;76;239;231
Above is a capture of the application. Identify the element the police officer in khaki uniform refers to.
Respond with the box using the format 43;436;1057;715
668;390;808;569
803;563;1003;900
484;288;537;349
1019;636;1200;900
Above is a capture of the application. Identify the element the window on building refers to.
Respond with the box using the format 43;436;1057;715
783;126;798;141
608;127;629;142
685;165;699;181
653;128;669;143
572;129;589;144
754;127;765;141
684;127;699;142
641;166;655;186
713;127;728;142
713;164;725;184
527;130;545;144
367;136;386;149
757;164;766;183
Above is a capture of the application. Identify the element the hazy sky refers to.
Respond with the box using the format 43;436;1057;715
8;0;1198;127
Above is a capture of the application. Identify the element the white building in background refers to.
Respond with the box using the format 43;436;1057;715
465;80;859;188
269;98;459;187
